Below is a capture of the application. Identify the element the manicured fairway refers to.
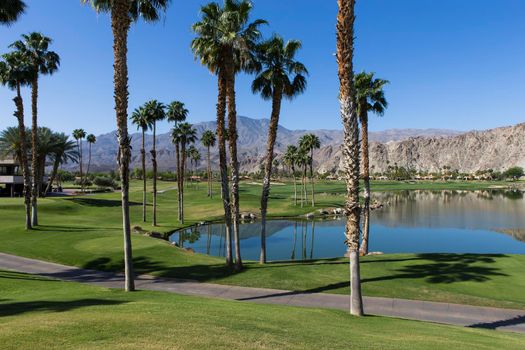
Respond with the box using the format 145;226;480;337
1;270;524;350
0;180;524;309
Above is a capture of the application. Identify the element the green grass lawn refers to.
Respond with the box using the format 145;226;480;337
1;180;524;309
1;270;523;350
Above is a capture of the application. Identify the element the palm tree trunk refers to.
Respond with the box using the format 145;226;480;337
292;165;297;206
216;71;233;266
310;220;315;259
86;143;92;183
225;60;242;271
310;149;315;207
30;76;39;226
360;112;371;255
207;145;212;198
260;88;283;264
44;158;60;196
111;0;134;292
291;221;297;260
337;0;363;316
14;83;32;230
79;139;84;192
175;141;181;221
180;141;186;224
141;128;146;222
152;121;157;226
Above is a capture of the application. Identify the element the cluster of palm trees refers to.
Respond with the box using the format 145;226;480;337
282;134;321;208
0;0;385;317
72;129;96;192
0;1;60;229
0;126;79;198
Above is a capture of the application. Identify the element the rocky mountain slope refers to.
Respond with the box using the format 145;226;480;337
73;116;524;174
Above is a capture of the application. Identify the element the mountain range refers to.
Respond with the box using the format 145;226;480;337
73;116;524;174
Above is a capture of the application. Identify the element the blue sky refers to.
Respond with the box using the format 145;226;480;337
1;0;524;135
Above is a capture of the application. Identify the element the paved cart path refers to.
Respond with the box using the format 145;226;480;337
1;252;524;333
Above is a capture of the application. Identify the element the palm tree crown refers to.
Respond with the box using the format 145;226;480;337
354;71;389;118
73;129;86;141
0;0;26;25
191;0;267;75
86;134;96;144
81;0;170;23
172;122;197;145
201;130;216;148
299;133;320;154
283;145;298;168
166;101;188;125
252;36;308;100
10;32;60;77
130;106;152;131
0;51;35;89
143;99;166;124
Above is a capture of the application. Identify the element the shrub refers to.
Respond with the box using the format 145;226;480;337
93;176;117;189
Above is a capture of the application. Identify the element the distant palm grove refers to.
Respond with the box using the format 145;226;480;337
3;0;522;321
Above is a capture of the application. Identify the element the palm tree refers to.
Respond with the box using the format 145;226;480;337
296;147;309;208
299;133;320;207
201;130;216;198
85;134;96;182
72;128;86;191
171;122;197;224
192;0;266;271
166;100;188;222
0;50;34;229
0;0;26;25
82;0;171;292
44;132;78;196
251;35;308;264
188;145;201;187
10;32;60;226
283;145;298;205
355;71;389;256
336;0;363;316
144;100;165;226
130;106;151;222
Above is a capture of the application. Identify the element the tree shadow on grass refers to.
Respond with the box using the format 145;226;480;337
468;315;525;330
362;253;509;284
35;225;117;232
0;299;128;317
65;198;141;207
0;271;60;282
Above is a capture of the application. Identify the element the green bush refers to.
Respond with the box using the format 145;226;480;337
93;176;117;189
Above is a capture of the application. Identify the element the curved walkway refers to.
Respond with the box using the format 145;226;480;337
0;252;524;334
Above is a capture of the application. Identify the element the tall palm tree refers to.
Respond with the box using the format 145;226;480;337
85;134;96;181
34;127;56;196
192;0;266;271
299;133;320;207
251;35;308;264
201;130;216;198
131;106;151;222
283;145;298;205
337;0;363;316
44;133;78;196
355;71;389;256
166;100;188;222
72;128;86;191
0;0;26;25
144;100;165;226
82;0;171;292
188;145;201;187
0;50;34;229
296;147;309;208
10;32;60;226
171;122;196;224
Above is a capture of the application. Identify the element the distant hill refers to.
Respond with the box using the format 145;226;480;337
68;116;524;174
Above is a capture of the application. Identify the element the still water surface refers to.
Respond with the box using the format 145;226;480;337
169;190;525;261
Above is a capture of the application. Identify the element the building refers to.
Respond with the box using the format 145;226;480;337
0;158;23;197
0;157;48;197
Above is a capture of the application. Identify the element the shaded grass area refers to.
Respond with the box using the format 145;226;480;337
1;270;524;350
1;180;525;309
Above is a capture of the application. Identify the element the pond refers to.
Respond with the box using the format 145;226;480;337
169;189;525;261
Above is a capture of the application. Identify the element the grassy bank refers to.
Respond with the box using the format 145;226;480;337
1;180;524;309
1;270;523;350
